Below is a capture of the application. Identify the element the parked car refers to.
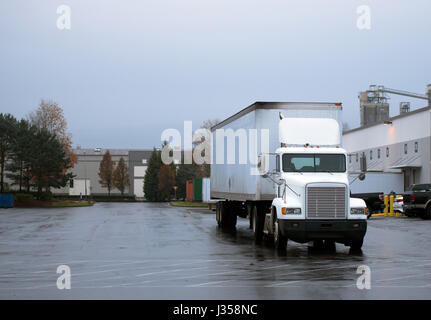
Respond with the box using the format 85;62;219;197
403;184;431;219
393;195;404;213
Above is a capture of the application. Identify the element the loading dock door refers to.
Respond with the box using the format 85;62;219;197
69;179;91;196
134;178;145;198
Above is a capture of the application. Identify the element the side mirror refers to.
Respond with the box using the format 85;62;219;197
358;173;366;181
274;177;285;185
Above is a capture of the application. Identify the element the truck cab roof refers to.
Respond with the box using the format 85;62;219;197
275;147;347;154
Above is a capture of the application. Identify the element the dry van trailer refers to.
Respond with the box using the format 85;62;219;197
210;101;343;234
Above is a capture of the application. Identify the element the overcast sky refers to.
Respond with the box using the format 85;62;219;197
0;0;430;149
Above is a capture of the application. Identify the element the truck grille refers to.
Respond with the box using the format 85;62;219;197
307;186;346;219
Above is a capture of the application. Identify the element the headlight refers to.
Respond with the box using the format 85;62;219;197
282;208;301;215
351;207;367;215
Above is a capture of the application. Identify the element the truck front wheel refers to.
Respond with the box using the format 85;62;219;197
274;219;287;251
252;206;264;243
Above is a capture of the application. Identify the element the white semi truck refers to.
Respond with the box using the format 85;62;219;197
211;102;367;250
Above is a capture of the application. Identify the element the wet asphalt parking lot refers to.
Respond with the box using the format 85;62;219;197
1;202;431;299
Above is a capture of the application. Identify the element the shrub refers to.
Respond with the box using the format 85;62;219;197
14;193;34;202
39;191;53;201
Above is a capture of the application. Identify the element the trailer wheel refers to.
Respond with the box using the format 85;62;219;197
216;202;222;227
248;205;254;229
216;202;228;228
252;206;264;243
274;219;287;251
217;202;236;229
228;208;237;228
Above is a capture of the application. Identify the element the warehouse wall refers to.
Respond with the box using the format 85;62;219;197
53;150;130;195
128;150;153;198
344;107;431;190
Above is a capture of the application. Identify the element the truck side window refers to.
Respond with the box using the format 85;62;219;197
276;155;280;172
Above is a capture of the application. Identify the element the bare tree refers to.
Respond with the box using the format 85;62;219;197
29;99;77;167
192;119;220;177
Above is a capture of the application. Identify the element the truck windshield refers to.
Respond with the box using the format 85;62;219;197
282;153;346;173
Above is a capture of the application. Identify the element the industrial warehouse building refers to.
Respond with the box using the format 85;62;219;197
344;85;431;191
53;148;153;198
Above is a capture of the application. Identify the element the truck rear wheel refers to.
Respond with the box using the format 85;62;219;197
252;206;264;243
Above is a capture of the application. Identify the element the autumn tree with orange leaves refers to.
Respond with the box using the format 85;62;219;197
113;157;130;196
98;150;115;197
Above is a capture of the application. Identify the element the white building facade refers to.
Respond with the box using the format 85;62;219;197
343;106;431;191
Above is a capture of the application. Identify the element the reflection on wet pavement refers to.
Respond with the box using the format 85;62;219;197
1;202;431;299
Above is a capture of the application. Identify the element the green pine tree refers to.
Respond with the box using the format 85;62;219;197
29;129;73;197
0;113;18;193
6;119;36;191
144;147;162;201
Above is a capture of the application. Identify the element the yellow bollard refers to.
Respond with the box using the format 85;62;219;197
389;195;394;216
384;195;389;216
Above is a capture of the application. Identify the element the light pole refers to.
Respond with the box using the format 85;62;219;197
84;150;88;201
173;186;178;200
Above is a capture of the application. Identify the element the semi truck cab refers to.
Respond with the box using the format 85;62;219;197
268;146;367;250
